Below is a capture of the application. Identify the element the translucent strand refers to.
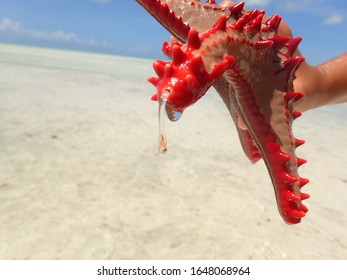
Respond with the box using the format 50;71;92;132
158;91;169;154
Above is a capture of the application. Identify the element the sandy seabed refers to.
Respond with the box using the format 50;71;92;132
0;43;346;259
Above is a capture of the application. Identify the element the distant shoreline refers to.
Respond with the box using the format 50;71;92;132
0;42;159;62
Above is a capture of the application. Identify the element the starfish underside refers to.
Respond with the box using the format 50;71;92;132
136;0;310;224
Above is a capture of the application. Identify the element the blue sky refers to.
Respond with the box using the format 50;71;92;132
0;0;346;65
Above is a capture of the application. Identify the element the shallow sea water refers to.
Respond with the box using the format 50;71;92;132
0;43;346;259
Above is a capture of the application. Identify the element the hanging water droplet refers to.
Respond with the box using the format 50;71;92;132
169;110;182;122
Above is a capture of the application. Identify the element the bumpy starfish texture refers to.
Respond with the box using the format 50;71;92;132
136;0;310;224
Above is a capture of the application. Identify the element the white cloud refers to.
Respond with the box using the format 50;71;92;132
91;0;112;3
0;17;21;32
28;29;79;42
278;0;346;27
0;17;77;42
324;14;344;25
0;17;102;47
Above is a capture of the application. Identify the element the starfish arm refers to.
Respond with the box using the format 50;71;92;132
137;0;310;224
136;0;244;42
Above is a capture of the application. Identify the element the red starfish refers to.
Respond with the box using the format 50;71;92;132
136;0;310;224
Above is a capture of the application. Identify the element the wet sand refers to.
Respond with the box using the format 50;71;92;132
0;43;346;259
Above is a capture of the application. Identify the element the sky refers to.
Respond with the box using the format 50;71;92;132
0;0;346;65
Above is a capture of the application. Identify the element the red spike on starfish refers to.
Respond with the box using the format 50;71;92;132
148;76;159;87
275;151;292;163
300;178;310;188
293;110;302;119
153;60;166;78
159;3;169;20
300;203;309;213
189;56;204;76
230;2;245;17
233;16;246;31
162;41;171;57
291;209;306;219
255;40;273;49
171;44;187;64
285;191;301;202
295;138;305;147
284;37;302;57
212;14;227;32
284;56;305;71
272;35;292;49
262;14;281;33
245;14;263;32
164;64;174;77
209;55;235;79
277;172;299;184
187;28;201;50
301;193;310;200
297;157;307;166
284;91;304;102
